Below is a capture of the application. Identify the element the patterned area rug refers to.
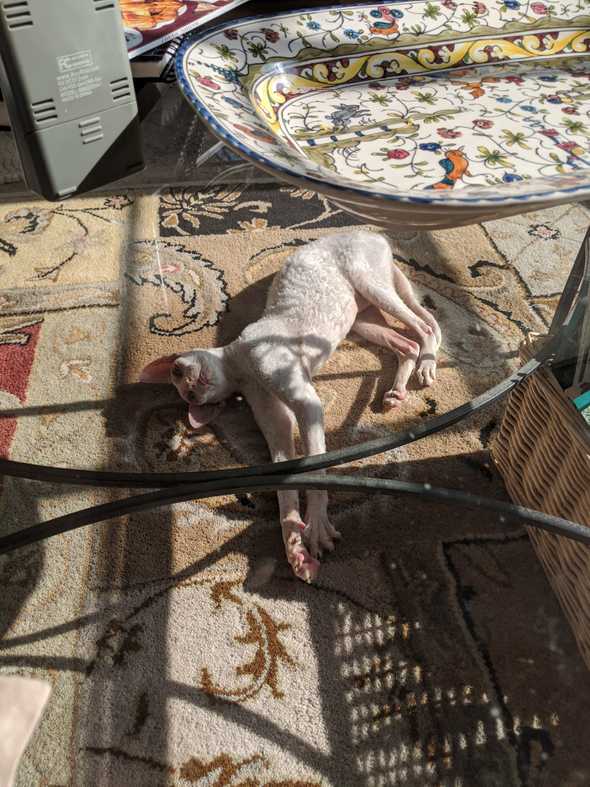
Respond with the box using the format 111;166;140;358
1;184;590;787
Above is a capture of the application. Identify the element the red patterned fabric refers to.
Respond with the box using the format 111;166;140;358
0;324;41;457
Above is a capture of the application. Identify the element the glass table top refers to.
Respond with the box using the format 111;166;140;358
1;41;590;787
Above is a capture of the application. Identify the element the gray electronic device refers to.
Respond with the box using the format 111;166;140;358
0;0;144;201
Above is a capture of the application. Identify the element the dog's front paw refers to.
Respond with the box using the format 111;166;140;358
282;519;320;583
416;357;436;387
303;513;341;561
382;386;407;410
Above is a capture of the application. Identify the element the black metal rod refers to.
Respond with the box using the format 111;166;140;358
550;228;590;335
0;338;556;489
0;472;587;556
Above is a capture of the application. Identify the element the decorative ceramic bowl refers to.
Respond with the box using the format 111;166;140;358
177;2;590;229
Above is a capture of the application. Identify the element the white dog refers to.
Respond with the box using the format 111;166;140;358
140;231;441;582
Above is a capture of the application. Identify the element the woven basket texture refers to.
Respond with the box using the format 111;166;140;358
492;337;590;667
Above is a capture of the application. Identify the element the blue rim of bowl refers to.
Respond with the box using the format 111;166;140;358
175;1;590;209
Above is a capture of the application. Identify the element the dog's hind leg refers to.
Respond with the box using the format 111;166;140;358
353;279;439;388
391;266;442;346
351;306;419;410
391;266;441;386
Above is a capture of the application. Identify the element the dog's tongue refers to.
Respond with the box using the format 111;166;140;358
188;403;223;429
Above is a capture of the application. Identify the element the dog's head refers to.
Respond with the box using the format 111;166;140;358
139;350;232;428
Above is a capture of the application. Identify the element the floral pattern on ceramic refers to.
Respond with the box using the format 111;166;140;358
177;1;590;208
262;60;590;192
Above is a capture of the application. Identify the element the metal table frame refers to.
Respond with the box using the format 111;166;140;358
1;229;589;556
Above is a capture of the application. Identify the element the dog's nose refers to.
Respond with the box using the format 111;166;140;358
186;391;196;402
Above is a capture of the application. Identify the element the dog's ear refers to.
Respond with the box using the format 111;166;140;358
188;402;225;430
139;354;179;383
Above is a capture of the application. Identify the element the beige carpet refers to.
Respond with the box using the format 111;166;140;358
1;183;590;786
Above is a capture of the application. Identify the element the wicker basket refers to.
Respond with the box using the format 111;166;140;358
491;336;590;668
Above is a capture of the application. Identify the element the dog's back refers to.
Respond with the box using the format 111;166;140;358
263;230;392;333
